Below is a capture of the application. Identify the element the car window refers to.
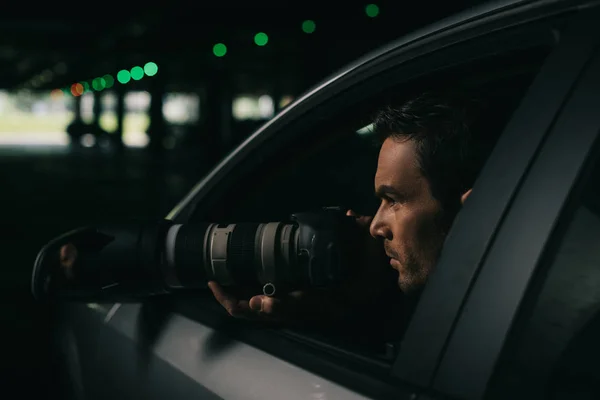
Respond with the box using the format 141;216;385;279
195;46;552;222
486;140;600;399
184;46;549;322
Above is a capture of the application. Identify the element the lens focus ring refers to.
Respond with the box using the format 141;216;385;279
228;223;260;284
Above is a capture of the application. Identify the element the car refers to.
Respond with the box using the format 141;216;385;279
46;0;600;398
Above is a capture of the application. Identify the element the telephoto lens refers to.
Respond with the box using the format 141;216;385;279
32;207;364;302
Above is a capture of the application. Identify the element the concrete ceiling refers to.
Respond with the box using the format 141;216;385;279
0;1;480;94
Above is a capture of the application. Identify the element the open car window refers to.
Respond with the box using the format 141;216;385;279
180;48;553;332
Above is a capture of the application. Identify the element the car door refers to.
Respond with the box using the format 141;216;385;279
54;1;600;399
422;12;600;400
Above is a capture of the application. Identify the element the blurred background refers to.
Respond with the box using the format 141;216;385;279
0;0;480;395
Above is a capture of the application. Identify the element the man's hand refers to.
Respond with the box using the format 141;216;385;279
208;282;306;322
345;209;373;228
208;209;385;326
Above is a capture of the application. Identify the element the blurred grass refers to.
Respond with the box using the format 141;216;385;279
0;112;149;134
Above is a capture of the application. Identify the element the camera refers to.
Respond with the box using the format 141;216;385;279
31;207;366;302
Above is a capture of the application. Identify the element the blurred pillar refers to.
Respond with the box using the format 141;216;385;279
73;94;82;120
65;95;85;148
144;74;169;218
112;85;125;152
272;84;282;114
265;55;283;115
91;91;108;145
203;70;233;164
146;73;167;155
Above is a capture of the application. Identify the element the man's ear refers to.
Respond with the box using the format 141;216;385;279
461;188;473;205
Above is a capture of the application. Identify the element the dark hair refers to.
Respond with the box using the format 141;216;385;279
373;90;505;219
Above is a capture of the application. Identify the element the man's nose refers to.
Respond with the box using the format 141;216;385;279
369;211;390;239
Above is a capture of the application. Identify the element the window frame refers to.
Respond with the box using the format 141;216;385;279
428;9;600;399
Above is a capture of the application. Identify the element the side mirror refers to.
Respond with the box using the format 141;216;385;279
31;222;168;302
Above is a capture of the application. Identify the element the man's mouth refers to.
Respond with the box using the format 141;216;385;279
384;244;400;268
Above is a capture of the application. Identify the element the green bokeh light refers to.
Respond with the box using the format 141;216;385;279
92;77;106;91
103;74;114;88
144;62;158;76
213;43;227;57
81;82;90;92
130;66;144;80
365;4;379;17
302;20;316;34
254;32;268;46
117;70;131;84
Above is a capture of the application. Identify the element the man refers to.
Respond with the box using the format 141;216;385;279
208;90;503;335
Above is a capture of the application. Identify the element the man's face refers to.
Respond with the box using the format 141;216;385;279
370;137;447;295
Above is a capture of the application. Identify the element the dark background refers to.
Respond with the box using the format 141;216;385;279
0;0;480;395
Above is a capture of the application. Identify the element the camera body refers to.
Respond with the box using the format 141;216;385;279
32;207;366;302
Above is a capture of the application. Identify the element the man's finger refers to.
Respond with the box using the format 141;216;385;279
208;281;254;318
248;295;263;311
207;281;234;309
249;295;283;318
345;209;372;228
